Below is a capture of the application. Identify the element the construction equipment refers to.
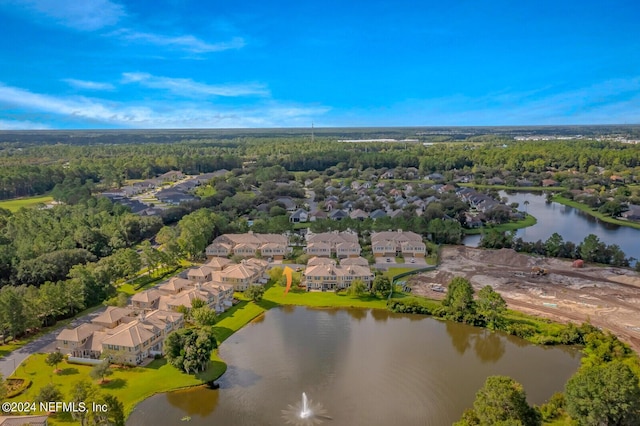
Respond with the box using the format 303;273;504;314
531;266;548;276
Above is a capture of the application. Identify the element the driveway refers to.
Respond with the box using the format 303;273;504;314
0;307;106;377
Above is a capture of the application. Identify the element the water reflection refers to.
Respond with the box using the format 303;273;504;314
166;387;219;418
473;329;506;364
346;308;368;321
446;322;505;363
128;307;581;426
465;190;640;257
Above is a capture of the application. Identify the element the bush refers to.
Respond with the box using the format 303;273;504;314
6;378;31;398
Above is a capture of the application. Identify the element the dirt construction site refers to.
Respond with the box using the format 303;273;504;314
409;246;640;352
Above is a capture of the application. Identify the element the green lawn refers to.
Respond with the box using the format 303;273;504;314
9;354;222;424
552;195;640;230
0;195;54;212
463;214;537;235
262;284;388;309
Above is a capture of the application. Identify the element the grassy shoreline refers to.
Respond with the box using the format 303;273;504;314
9;280;637;424
463;213;537;235
552;195;640;230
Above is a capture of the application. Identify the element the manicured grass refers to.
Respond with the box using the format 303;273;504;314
0;195;54;212
385;267;415;280
8;353;223;424
552;195;640;230
262;284;389;309
463;214;537;235
211;300;267;343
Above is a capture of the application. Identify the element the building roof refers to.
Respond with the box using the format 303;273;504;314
340;256;369;266
158;277;192;293
57;323;103;343
307;256;336;266
204;257;233;269
131;289;162;303
92;307;135;326
102;321;159;348
304;264;373;279
0;415;49;426
371;230;422;244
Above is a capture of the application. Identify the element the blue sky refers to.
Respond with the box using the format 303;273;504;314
0;0;639;129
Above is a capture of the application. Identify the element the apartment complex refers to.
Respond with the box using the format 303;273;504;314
305;231;362;258
371;230;426;258
56;265;236;365
206;232;288;260
303;263;374;291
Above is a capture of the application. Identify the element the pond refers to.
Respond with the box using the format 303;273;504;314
127;306;581;426
465;191;640;260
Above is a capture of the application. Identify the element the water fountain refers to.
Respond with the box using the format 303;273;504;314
281;392;331;425
300;392;312;419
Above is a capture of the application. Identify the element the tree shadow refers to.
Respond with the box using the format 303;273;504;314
166;386;219;418
216;365;261;389
143;358;167;370
256;299;278;310
57;367;79;376
100;378;127;389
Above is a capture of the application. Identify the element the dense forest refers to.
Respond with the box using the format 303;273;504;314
0;128;639;199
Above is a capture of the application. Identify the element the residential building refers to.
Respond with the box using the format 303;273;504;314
206;232;288;260
371;230;426;258
306;231;361;258
303;264;374;290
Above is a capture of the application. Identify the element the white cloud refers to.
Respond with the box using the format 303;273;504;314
121;72;268;97
12;0;125;30
0;83;329;128
63;78;115;91
0;119;50;130
113;29;245;53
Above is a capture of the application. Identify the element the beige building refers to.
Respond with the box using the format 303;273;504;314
371;230;426;258
211;258;269;291
57;310;184;365
206;232;288;260
305;231;361;258
303;264;374;291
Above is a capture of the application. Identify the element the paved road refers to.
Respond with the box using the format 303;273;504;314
0;307;106;378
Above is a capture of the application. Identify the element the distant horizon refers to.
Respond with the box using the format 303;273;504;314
1;1;639;129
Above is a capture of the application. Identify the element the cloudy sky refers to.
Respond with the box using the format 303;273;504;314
0;0;639;129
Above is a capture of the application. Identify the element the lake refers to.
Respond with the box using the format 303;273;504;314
127;306;581;426
465;191;640;260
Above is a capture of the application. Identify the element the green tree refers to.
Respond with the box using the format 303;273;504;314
442;277;475;321
244;285;265;302
579;234;604;263
476;285;507;329
192;306;217;326
455;376;540;426
34;382;63;404
46;350;65;373
565;362;640;425
164;328;217;374
190;298;206;310
70;380;97;426
102;394;126;426
371;275;392;297
348;279;368;296
90;360;112;384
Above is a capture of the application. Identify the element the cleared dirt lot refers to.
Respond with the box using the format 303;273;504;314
409;246;640;352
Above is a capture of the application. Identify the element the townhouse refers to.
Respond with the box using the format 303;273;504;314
206;232;288;260
371;230;426;258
